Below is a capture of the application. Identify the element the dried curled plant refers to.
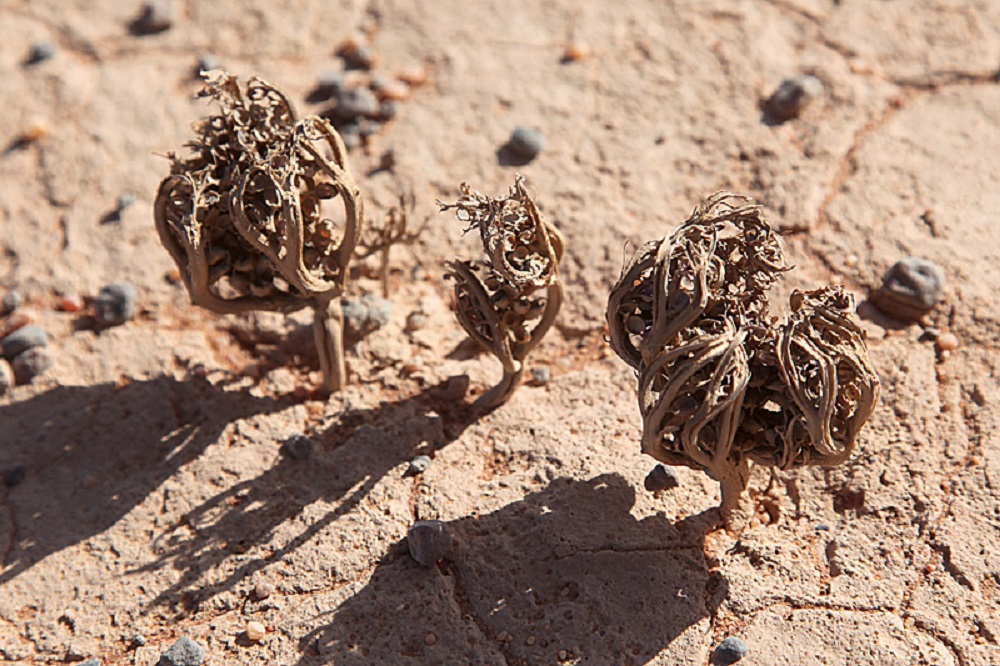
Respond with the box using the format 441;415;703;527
439;176;565;409
154;72;362;393
356;190;427;297
607;192;879;529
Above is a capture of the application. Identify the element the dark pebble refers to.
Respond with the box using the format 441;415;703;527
407;455;432;476
714;636;749;664
157;636;205;666
341;43;375;70
764;75;824;122
507;126;545;160
281;434;314;461
871;257;944;322
134;1;175;35
1;290;23;315
12;347;54;383
644;464;680;492
814;523;831;532
94;282;137;326
407;520;452;566
26;42;57;65
4;465;26;487
528;366;551;386
378;100;399;121
313;70;344;99
1;325;48;360
333;87;380;122
131;634;147;648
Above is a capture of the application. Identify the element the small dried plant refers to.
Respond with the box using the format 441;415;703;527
439;176;565;409
607;192;879;529
356;191;427;297
154;72;363;393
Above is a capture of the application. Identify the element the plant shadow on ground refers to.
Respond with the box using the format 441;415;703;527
296;474;725;666
132;376;482;614
0;376;289;587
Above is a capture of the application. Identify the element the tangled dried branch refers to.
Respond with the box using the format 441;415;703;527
356;191;427;297
607;192;879;529
154;71;363;393
439;176;565;409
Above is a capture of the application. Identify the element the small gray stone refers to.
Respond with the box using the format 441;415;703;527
342;294;392;338
404;312;428;332
281;434;314;461
814;523;831;532
157;636;205;666
341;43;375;71
12;347;54;383
135;1;175;34
79;660;101;666
26;42;57;65
765;75;824;122
0;358;13;392
643;464;680;492
528;366;551;386
1;290;23;315
507;126;545;160
407;455;432;476
871;257;945;322
94;282;137;326
714;636;749;664
4;465;26;487
407;520;452;566
131;634;147;648
117;192;136;210
2;325;48;360
333;87;380;121
312;70;344;100
196;53;220;73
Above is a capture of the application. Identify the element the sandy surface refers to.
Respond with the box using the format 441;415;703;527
1;0;999;664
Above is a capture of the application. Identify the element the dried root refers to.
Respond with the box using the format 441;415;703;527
607;192;879;530
439;176;564;409
154;72;363;393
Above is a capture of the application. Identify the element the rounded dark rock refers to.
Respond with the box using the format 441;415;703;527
4;465;26;487
643;464;680;492
281;434;314;461
94;282;137;326
407;455;432;476
1;290;23;315
507;126;545;160
528;365;551;386
765;75;824;122
157;636;205;666
333;87;380;122
2;325;48;360
714;636;749;664
12;347;54;384
407;520;452;566
195;53;220;73
871;257;945;322
313;70;345;99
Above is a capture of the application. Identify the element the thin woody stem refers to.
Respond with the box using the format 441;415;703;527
313;295;346;394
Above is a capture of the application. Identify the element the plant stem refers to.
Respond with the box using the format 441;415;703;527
718;458;753;532
476;360;524;411
313;295;345;394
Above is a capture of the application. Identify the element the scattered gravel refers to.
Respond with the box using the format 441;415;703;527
528;365;551;386
3;465;26;487
764;75;824;122
26;42;57;65
1;325;48;360
714;636;749;664
507;126;545;161
157;636;205;666
407;455;432;476
281;434;314;461
871;257;944;322
407;520;452;566
1;290;23;315
94;282;137;326
12;347;54;383
643;464;680;492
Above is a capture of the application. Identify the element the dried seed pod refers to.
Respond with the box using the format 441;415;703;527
439;176;564;409
154;72;362;393
607;192;879;530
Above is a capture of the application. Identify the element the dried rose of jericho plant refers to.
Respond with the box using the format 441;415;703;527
439;176;565;409
154;72;362;393
607;192;879;529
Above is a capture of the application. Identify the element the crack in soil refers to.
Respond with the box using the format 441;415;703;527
439;559;514;666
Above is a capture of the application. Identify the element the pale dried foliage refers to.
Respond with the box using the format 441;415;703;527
154;72;363;393
439;176;565;409
607;192;879;529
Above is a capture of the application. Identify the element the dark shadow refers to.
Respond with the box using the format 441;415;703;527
0;376;288;586
134;377;482;615
496;143;536;167
99;208;123;225
295;474;724;665
444;337;485;361
855;298;913;331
